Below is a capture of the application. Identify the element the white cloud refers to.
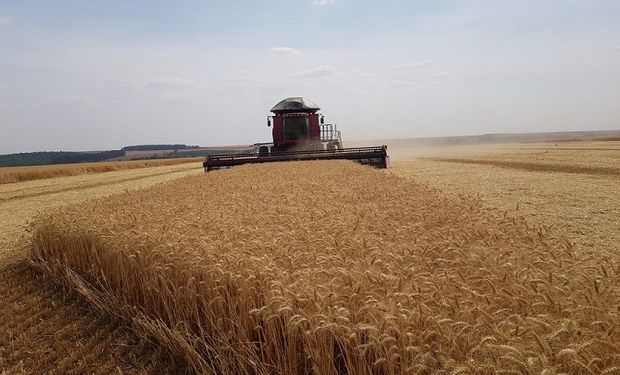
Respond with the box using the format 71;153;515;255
388;80;417;88
335;69;380;80
101;77;140;90
222;66;378;90
613;45;620;51
0;84;10;90
391;59;434;70
311;0;335;6
386;71;448;88
101;76;197;90
387;60;448;86
223;70;274;88
431;72;449;79
292;65;337;78
47;95;94;104
270;47;300;55
0;16;13;26
145;76;197;89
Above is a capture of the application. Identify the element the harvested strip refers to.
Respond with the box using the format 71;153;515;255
430;157;620;177
0;167;200;203
518;147;620;152
30;161;620;374
0;157;202;185
0;262;181;374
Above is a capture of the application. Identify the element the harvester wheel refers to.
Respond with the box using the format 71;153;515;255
258;146;269;157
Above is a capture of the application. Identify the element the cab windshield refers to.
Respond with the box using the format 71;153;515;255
283;116;309;140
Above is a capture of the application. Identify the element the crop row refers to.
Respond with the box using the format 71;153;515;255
30;161;620;374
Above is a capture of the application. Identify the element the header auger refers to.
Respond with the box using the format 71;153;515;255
203;97;389;172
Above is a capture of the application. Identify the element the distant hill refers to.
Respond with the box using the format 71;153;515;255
0;144;248;168
361;130;620;148
0;150;125;167
121;144;199;151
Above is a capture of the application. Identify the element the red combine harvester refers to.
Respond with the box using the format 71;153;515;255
203;97;389;172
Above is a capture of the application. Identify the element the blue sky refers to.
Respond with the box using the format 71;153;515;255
0;0;619;153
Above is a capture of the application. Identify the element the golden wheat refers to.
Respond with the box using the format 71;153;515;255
0;162;205;373
0;263;178;374
0;157;202;185
29;160;620;374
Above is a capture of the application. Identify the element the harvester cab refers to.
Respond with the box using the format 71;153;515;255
267;97;342;153
204;97;388;172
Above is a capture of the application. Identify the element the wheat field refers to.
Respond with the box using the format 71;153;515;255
0;162;204;374
390;141;620;256
29;160;620;374
0;157;202;185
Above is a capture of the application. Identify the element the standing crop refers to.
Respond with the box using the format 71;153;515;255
30;161;620;374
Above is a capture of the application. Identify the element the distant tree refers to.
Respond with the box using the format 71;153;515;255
0;150;126;167
121;144;199;151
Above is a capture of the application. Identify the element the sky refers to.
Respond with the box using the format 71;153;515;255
0;0;619;153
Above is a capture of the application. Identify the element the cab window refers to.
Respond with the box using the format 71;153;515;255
283;116;309;140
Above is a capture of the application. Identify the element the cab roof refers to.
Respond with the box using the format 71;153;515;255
271;97;320;114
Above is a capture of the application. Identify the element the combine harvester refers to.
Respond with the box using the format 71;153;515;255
203;97;389;172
